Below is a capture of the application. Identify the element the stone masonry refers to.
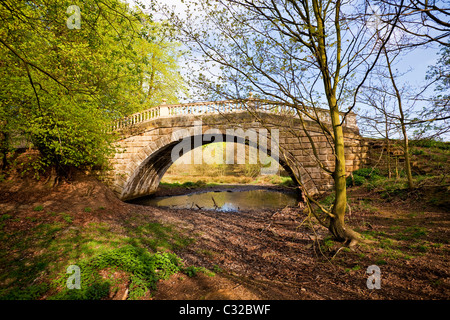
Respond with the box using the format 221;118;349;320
104;101;367;201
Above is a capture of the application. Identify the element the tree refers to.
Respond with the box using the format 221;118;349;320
358;48;419;186
137;22;188;106
415;44;450;139
0;0;185;177
367;1;449;141
162;0;403;243
383;47;415;188
374;0;450;47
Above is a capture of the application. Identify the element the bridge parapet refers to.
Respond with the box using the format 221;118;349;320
110;97;357;131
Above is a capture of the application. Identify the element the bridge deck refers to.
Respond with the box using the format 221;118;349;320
111;98;357;131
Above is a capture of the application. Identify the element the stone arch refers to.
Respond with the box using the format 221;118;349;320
117;132;301;201
106;112;364;201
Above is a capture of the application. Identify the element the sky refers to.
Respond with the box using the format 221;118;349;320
140;0;441;92
127;0;446;139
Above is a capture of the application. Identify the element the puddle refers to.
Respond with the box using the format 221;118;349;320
133;189;299;212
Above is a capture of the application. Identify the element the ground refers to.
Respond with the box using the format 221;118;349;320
0;171;449;300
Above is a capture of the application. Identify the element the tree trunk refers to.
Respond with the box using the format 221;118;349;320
331;124;347;239
384;48;414;189
328;102;359;243
0;126;9;170
400;121;414;189
385;114;391;179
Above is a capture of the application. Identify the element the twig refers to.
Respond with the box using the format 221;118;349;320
260;221;273;235
211;196;219;209
331;247;345;260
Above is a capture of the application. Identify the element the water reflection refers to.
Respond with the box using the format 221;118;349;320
134;189;299;212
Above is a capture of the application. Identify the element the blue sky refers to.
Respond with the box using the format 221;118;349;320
130;0;446;139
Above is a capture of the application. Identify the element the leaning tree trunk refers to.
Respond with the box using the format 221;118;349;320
328;101;361;244
329;105;349;241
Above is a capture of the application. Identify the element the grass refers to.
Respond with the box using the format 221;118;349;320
49;246;184;300
0;211;200;300
347;165;449;205
160;174;294;188
351;221;438;265
59;212;73;224
409;139;450;151
159;180;217;189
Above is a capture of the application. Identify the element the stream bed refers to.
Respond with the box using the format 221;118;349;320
132;188;300;212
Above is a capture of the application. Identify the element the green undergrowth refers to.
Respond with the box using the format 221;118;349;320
50;246;183;300
355;224;444;262
325;222;447;276
346;167;448;206
0;210;205;300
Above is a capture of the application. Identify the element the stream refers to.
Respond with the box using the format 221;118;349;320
132;188;300;212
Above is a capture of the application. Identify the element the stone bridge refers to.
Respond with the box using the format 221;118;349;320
105;97;367;201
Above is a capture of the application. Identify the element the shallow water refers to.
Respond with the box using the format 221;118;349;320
134;189;299;212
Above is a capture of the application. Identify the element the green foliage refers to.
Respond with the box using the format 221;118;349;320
33;205;44;211
50;245;183;300
319;193;335;208
0;211;199;300
411;148;425;155
349;174;365;186
352;168;381;178
0;283;50;300
410;139;450;151
0;214;12;222
160;180;216;189
346;168;384;187
322;236;335;249
183;266;215;277
397;226;428;240
0;0;186;175
59;213;73;224
126;222;195;252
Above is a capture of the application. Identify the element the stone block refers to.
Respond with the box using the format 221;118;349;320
345;153;356;160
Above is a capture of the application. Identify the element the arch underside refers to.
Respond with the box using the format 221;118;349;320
119;133;301;201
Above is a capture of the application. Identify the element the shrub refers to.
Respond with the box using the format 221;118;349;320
346;168;386;187
409;139;450;150
50;246;184;300
347;174;366;187
352;168;381;178
411;148;425;155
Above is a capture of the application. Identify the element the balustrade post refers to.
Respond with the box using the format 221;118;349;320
159;99;169;117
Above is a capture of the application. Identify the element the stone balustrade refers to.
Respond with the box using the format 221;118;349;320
110;97;358;132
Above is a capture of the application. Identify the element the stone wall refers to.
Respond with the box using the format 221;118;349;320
104;111;366;200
